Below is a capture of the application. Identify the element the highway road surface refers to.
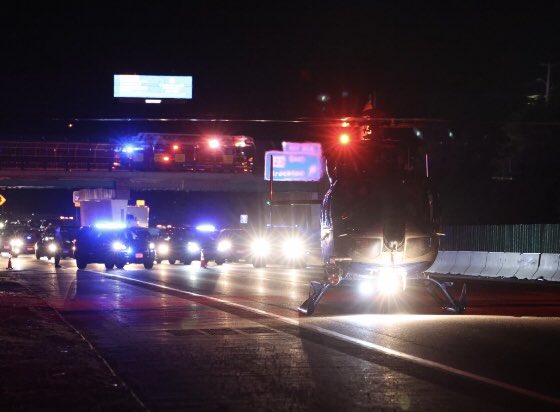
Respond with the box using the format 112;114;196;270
6;255;560;411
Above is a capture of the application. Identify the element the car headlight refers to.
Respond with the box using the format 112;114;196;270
112;241;127;251
187;242;200;253
251;238;270;256
48;243;58;253
149;242;155;250
217;239;232;252
158;244;169;254
282;238;305;258
10;238;23;247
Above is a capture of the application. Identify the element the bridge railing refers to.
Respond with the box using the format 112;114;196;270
0;142;115;171
0;139;255;173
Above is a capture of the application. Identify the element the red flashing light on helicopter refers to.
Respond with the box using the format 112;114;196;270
339;134;351;145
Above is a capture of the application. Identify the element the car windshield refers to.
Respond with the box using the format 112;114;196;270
61;227;80;239
171;229;197;240
128;228;152;241
94;230;126;243
219;229;247;241
44;227;79;240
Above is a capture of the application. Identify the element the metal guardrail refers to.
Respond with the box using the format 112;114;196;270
439;224;560;254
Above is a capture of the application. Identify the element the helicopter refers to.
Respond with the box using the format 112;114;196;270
297;120;467;315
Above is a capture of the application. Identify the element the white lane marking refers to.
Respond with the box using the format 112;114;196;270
142;263;312;287
94;270;560;407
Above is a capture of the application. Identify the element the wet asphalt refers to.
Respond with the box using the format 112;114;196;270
6;255;560;411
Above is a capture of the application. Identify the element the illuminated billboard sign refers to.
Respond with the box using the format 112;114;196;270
264;145;323;182
281;141;322;156
113;75;193;100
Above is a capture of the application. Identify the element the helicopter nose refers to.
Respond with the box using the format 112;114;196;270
383;221;406;250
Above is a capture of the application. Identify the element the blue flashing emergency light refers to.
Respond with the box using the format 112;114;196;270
120;145;143;154
95;222;126;230
196;224;216;232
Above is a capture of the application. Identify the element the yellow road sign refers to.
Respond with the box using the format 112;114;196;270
0;194;6;206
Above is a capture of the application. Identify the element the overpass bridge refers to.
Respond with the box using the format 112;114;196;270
0;136;322;227
0;136;321;192
0;169;321;193
0;164;322;229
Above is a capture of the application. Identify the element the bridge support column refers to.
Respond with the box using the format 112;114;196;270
77;188;130;227
269;191;321;245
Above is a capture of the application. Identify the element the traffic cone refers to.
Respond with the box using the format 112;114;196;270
200;249;207;268
7;254;13;270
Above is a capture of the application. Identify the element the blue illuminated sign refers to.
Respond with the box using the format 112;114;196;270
114;75;193;99
264;150;323;182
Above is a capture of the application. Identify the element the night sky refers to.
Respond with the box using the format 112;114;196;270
1;2;559;129
1;2;559;223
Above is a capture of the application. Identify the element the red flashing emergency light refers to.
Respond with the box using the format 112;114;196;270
339;134;351;145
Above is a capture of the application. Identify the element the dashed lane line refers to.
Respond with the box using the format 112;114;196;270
93;270;560;408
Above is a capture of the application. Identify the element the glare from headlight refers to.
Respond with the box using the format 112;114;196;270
251;238;270;256
112;241;127;251
217;239;232;252
377;274;400;295
158;244;169;254
48;243;58;253
359;281;375;295
10;238;23;247
187;242;200;253
282;238;304;258
149;242;155;250
377;267;407;295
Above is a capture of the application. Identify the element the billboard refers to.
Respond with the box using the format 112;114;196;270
114;75;193;100
264;142;323;182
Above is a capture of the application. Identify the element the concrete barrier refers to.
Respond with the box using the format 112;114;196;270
532;253;560;281
449;251;471;275
464;251;488;276
496;253;522;277
480;252;506;277
514;253;540;279
426;251;457;274
426;250;560;282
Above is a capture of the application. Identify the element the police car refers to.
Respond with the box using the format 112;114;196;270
155;225;221;265
74;224;156;270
